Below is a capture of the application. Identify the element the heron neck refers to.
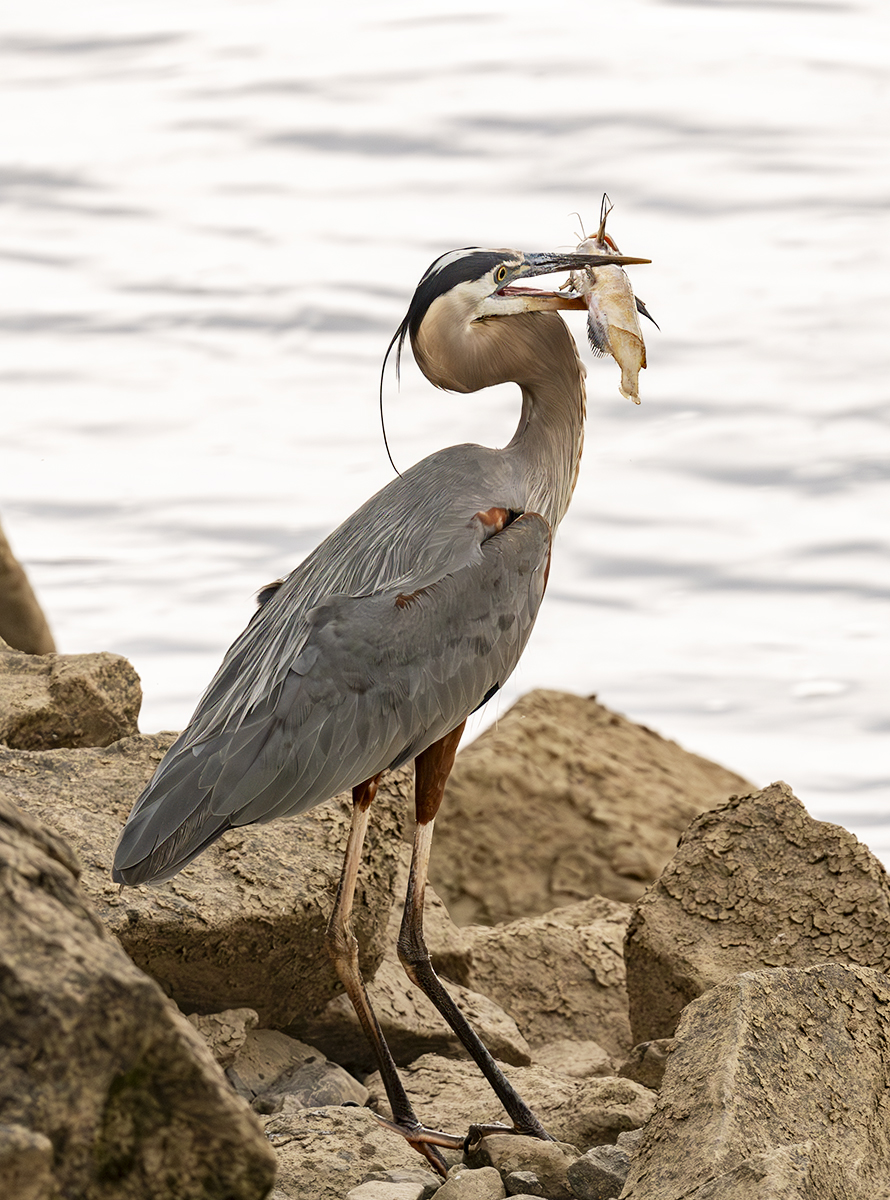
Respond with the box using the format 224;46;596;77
505;327;587;530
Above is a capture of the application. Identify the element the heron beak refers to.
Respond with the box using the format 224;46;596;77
496;249;651;313
521;249;651;274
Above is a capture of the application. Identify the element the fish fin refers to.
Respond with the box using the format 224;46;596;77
586;310;611;358
635;296;659;329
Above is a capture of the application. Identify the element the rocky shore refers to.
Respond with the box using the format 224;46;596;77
2;638;889;1199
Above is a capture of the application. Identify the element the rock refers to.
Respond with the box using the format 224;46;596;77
0;638;140;749
264;1104;428;1200
366;1054;655;1150
531;1039;613;1079
503;1171;545;1197
0;1124;55;1200
0;522;55;654
544;1077;656;1150
624;781;890;1041
435;1164;506;1199
0;734;407;1025
346;1182;432;1200
0;795;277;1200
467;1136;578;1200
432;690;751;925
616;1039;677;1091
565;1144;630;1199
186;1006;258;1068
464;897;632;1056
293;853;529;1071
615;1128;644;1154
295;982;530;1076
357;1167;442;1198
226;1028;368;1111
621;962;890;1199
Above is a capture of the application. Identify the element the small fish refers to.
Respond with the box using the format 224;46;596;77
568;196;654;405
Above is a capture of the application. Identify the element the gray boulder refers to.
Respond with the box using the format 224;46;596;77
0;795;276;1199
625;781;890;1041
565;1144;630;1199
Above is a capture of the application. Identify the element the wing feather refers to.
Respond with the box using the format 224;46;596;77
113;512;550;884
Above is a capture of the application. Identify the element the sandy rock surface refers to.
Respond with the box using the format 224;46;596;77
365;1053;655;1150
0;795;276;1200
264;1105;435;1200
186;1006;259;1069
432;689;752;925
8;670;889;1200
228;1028;369;1112
0;637;140;749
0;1124;56;1200
0;734;409;1025
622;962;890;1199
463;895;632;1056
625;780;890;1041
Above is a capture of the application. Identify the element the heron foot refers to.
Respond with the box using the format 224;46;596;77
464;1120;556;1155
368;1111;466;1177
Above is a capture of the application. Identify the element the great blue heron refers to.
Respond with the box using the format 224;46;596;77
113;241;650;1172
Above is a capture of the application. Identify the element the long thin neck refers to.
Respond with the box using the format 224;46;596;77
503;316;587;530
412;305;588;529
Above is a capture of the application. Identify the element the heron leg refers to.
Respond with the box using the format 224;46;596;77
399;724;553;1145
326;774;464;1176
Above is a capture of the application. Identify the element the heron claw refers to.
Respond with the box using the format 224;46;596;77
367;1111;465;1177
464;1120;556;1154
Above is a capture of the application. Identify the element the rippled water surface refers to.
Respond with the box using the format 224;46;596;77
3;1;888;855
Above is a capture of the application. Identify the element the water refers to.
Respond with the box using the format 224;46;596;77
2;0;888;856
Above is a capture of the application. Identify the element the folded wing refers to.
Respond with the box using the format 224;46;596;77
113;512;551;884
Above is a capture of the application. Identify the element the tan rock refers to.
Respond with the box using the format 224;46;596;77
0;734;407;1026
0;638;141;749
365;1054;655;1150
531;1039;614;1079
0;795;276;1200
346;1181;437;1200
0;1125;55;1200
624;780;890;1041
464;896;633;1056
186;1006;258;1069
621;962;890;1199
466;1135;578;1200
616;1039;677;1091
228;1028;368;1110
432;690;752;925
265;1104;428;1200
0;521;54;654
432;1165;505;1200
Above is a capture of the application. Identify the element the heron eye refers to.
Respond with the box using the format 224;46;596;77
495;266;508;285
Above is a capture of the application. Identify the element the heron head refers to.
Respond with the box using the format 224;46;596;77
384;245;649;394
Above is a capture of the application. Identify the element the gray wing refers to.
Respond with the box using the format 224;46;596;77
113;513;551;884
